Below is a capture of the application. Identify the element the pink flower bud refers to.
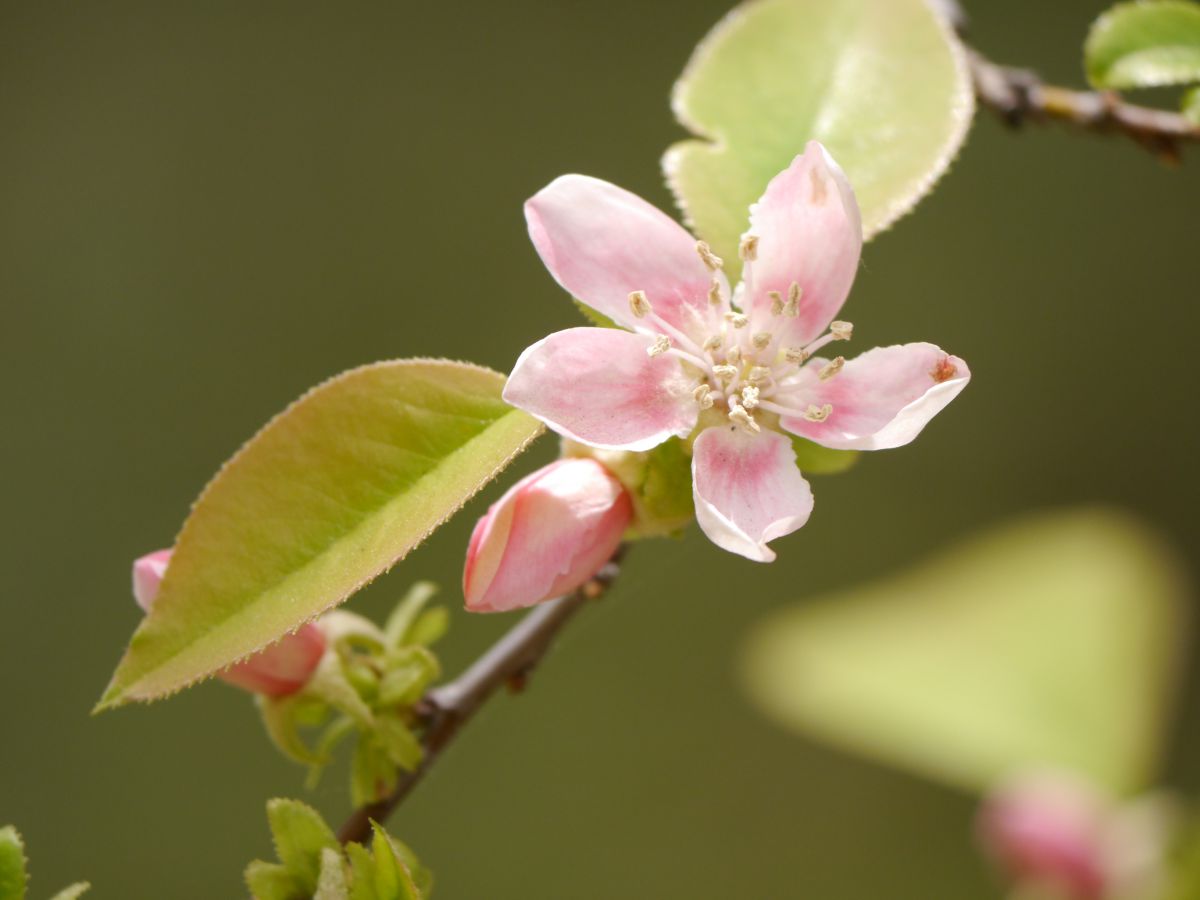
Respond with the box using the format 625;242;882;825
977;773;1110;900
463;458;632;613
130;549;326;697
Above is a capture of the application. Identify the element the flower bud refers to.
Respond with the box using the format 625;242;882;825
977;773;1110;900
130;549;326;696
463;458;632;613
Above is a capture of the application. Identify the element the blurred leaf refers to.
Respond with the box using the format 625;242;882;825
790;437;860;476
346;844;378;900
267;799;341;895
741;508;1188;795
258;695;326;766
99;360;541;709
245;861;301;900
1184;85;1200;122
383;583;440;647
369;824;422;900
405;609;448;648
665;0;974;275
314;848;350;900
1086;1;1200;89
376;714;423;770
0;827;28;900
46;886;90;900
352;737;398;807
572;300;618;329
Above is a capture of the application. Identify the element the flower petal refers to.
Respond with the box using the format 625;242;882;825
219;623;328;697
463;459;632;613
504;327;699;451
691;427;813;563
526;174;728;340
777;343;970;450
132;548;172;613
741;142;863;346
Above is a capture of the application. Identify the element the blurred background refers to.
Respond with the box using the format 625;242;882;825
2;1;1197;896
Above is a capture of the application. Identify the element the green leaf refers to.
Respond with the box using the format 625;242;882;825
244;861;302;900
790;437;860;476
383;583;440;647
314;848;350;900
1086;1;1200;89
375;714;424;771
47;886;90;900
258;695;326;766
665;0;974;275
351;738;398;807
572;299;618;329
266;799;340;895
1184;85;1200;122
346;844;378;900
0;827;28;900
98;359;542;709
741;508;1188;795
404;608;448;648
369;824;422;900
374;831;433;898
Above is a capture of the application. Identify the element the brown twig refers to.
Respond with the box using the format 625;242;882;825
934;0;1200;162
336;552;624;845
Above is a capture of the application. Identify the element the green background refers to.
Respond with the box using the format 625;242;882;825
1;1;1196;897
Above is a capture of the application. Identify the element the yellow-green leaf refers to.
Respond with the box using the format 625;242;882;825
99;359;541;708
1086;1;1200;89
665;0;974;276
741;509;1188;795
0;827;28;900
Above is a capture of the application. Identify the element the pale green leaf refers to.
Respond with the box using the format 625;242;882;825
383;583;440;647
244;861;301;900
314;848;350;900
266;799;340;895
346;844;378;900
258;696;325;766
741;508;1188;795
0;827;28;900
98;359;542;708
790;437;860;476
572;300;618;329
47;885;90;900
375;715;423;770
1086;1;1200;89
1184;85;1200;122
404;608;448;648
665;0;974;275
369;824;422;900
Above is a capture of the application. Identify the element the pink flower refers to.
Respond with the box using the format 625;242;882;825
505;142;970;561
131;549;326;696
463;458;631;613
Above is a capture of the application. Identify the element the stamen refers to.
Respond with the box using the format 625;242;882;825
739;234;759;261
784;346;810;365
728;400;761;433
747;366;771;384
696;241;724;272
693;384;714;409
712;364;738;382
931;356;958;383
708;277;723;306
647;334;672;358
752;332;772;351
702;335;722;353
741;385;760;409
629;290;652;319
782;282;801;318
804;404;833;423
830;320;853;341
769;290;784;316
724;311;749;329
725;346;742;366
818;356;844;381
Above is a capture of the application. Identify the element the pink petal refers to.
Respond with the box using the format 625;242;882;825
504;327;699;451
741;142;863;346
219;623;328;697
463;458;632;613
691;427;814;563
132;548;173;612
526;174;728;340
778;343;970;451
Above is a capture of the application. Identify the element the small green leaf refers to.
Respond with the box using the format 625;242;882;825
383;583;440;647
258;696;325;766
351;738;398;807
741;509;1188;795
346;843;378;900
378;649;439;707
369;824;422;900
790;437;860;476
1086;1;1200;89
572;300;618;329
375;714;424;770
99;359;541;709
314;848;350;900
244;861;301;900
1184;85;1200;122
404;608;448;648
0;827;28;900
375;830;433;898
266;799;340;895
47;885;90;900
665;0;974;275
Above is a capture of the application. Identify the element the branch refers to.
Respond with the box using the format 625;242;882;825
337;551;625;845
933;0;1200;162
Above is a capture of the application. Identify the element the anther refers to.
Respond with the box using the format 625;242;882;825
647;334;671;358
726;346;742;366
728;401;761;433
739;234;759;261
693;384;714;409
747;365;771;384
752;332;772;350
782;282;802;318
830;320;853;341
769;290;784;316
784;346;810;365
741;385;760;409
818;356;844;381
708;277;723;306
712;365;738;382
804;403;833;423
629;290;652;319
696;241;724;272
931;356;959;383
725;311;748;329
702;335;722;353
